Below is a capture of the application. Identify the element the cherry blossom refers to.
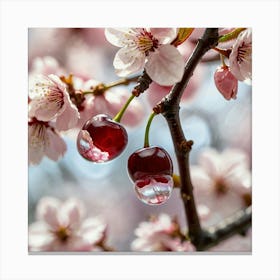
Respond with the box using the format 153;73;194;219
29;74;79;131
191;148;251;220
29;197;107;251
105;28;185;86
214;65;238;100
131;214;195;252
229;28;252;83
146;42;204;107
28;119;66;165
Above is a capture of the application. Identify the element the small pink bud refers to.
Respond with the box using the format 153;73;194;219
214;65;238;100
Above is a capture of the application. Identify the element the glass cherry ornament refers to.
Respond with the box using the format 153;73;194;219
127;146;174;205
77;114;128;163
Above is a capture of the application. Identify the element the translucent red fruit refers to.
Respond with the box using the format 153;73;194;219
77;114;128;162
127;146;174;205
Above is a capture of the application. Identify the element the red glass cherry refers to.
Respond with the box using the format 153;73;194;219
127;146;174;205
77;114;128;162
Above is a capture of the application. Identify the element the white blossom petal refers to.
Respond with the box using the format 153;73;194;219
44;128;66;161
55;98;79;131
145;44;184;86
149;28;178;44
28;221;55;251
36;197;61;229
113;47;145;76
80;217;107;244
28;123;45;165
105;28;136;47
198;148;221;178
58;198;86;228
229;29;252;82
28;74;68;121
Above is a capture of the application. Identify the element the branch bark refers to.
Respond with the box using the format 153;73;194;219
199;206;252;250
155;28;252;250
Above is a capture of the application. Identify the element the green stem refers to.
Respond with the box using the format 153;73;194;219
113;94;135;123
144;112;156;148
104;76;139;90
82;76;140;96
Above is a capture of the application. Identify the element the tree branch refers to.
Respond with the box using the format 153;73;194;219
198;206;252;251
154;28;220;248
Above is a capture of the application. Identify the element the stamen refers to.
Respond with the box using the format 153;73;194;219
135;30;159;55
237;42;252;64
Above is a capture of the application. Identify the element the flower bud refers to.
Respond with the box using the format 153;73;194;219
214;65;238;100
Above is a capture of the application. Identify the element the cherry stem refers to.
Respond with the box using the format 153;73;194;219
104;76;140;90
82;75;140;95
113;94;135;123
143;112;156;148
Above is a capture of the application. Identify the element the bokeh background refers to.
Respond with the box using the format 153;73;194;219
28;28;252;252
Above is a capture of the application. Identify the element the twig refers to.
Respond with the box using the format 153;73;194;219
198;206;252;250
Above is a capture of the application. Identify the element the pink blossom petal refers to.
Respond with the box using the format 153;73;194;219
29;74;68;121
221;149;250;171
198;148;221;178
229;29;252;82
28;123;45;165
149;28;178;44
191;166;213;192
80;217;107;244
36;197;61;229
105;28;135;47
44;128;66;161
58;198;85;228
66;236;93;251
224;167;252;195
28;221;55;251
145;44;184;86
55;98;79;131
114;47;145;77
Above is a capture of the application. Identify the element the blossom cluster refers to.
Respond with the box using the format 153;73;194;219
28;28;252;165
28;28;252;252
28;61;144;165
214;28;252;100
29;197;107;251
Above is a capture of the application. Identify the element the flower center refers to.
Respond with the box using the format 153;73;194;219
214;179;228;195
55;226;71;242
237;42;251;64
135;29;159;55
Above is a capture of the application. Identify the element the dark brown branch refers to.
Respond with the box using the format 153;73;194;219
198;206;252;251
154;29;223;249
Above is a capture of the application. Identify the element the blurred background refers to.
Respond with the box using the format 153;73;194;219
28;28;252;252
